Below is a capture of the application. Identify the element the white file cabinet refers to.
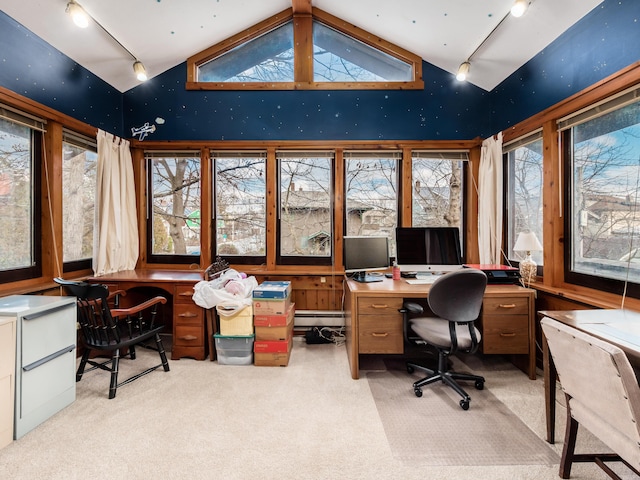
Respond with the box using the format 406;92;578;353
0;315;16;449
0;295;76;440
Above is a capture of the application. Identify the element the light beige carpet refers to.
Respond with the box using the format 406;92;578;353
367;366;560;467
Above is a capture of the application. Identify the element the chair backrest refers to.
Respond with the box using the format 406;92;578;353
55;278;120;347
427;269;487;323
541;317;640;468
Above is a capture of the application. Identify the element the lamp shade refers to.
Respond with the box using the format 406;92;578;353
513;231;543;252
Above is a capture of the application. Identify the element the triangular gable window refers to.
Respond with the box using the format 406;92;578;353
187;8;423;90
312;22;412;82
198;21;295;83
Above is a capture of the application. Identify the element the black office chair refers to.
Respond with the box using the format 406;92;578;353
400;269;488;410
54;277;170;399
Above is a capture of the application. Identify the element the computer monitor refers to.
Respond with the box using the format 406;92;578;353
395;227;463;274
343;235;389;283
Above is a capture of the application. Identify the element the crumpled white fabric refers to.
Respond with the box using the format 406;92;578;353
192;269;258;313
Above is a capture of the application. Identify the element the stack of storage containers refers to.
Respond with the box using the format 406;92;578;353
252;281;295;366
213;303;254;365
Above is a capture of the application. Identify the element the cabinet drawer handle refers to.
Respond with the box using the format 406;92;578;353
178;312;198;318
498;304;517;309
178;335;198;341
371;332;389;337
500;332;516;337
178;292;193;298
370;304;389;309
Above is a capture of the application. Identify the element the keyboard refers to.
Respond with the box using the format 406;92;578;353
405;276;440;285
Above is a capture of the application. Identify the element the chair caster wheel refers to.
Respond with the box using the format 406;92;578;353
414;387;423;397
475;380;484;390
460;399;469;410
407;365;415;374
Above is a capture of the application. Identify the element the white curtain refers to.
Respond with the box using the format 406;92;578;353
93;129;139;276
478;132;503;265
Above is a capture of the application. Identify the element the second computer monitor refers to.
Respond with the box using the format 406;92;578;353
395;227;463;274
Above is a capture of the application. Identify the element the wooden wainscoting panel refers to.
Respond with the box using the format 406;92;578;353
253;274;343;311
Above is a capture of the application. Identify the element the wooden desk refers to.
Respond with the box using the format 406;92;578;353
539;309;640;444
344;277;536;380
88;270;206;361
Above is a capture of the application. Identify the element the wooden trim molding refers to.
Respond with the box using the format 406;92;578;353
186;7;424;91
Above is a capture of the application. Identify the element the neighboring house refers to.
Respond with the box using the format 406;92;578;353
580;194;639;260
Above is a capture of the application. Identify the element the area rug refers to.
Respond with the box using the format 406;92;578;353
366;367;559;466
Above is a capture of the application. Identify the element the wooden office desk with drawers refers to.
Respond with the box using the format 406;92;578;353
344;276;536;380
88;270;205;361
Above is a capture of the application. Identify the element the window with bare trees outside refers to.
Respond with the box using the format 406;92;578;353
278;151;333;265
188;10;422;90
563;89;640;296
345;151;399;255
147;152;201;263
0;109;43;283
62;130;97;271
411;151;466;229
213;151;266;262
505;135;543;270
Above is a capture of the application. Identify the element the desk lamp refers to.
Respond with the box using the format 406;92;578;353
513;231;543;285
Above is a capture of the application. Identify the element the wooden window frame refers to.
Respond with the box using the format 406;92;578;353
186;8;424;91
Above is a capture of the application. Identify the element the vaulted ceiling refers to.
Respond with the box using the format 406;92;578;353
0;0;603;93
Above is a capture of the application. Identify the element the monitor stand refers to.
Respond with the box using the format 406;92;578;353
350;271;383;283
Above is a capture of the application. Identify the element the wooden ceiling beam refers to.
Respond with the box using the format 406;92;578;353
291;0;312;15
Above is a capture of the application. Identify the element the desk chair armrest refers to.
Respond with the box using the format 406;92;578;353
400;302;425;344
400;302;423;315
110;296;168;318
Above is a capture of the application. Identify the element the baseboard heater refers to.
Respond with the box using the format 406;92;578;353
294;310;345;328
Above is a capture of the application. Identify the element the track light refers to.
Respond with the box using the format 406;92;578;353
65;1;148;82
456;1;528;83
510;0;529;18
133;61;148;81
66;1;89;28
456;62;470;82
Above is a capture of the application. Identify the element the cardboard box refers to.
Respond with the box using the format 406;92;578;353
254;308;294;341
252;297;291;315
254;350;292;367
218;305;253;336
254;336;293;366
254;335;292;354
254;303;295;327
252;281;292;299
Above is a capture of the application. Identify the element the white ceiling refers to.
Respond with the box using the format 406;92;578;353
0;0;602;93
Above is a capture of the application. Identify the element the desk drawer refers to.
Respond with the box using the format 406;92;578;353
481;315;528;354
358;297;403;315
173;325;204;347
359;316;403;354
174;304;203;326
483;297;528;316
174;285;196;304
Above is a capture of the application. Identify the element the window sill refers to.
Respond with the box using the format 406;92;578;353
532;281;640;312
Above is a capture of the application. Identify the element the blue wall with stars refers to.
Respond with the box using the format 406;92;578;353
0;0;638;141
122;61;489;141
0;12;123;135
490;0;640;133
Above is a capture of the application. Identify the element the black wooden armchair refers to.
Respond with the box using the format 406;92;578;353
54;278;170;399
